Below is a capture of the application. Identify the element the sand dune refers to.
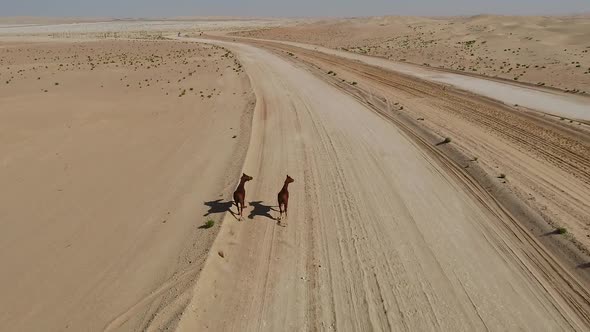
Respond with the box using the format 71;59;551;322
235;15;590;94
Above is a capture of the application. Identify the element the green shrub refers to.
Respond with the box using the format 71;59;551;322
201;219;215;229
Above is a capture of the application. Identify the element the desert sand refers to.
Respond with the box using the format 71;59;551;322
235;15;590;94
0;38;254;330
1;17;590;332
172;38;590;331
247;38;590;120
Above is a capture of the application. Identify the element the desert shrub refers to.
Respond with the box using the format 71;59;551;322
201;220;215;229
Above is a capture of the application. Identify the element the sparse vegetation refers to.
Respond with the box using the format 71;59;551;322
556;227;567;235
201;219;215;229
233;17;590;93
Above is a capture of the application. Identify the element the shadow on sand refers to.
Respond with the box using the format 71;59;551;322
248;201;277;221
542;229;567;236
203;199;240;220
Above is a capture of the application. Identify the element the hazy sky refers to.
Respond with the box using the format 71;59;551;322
1;0;589;17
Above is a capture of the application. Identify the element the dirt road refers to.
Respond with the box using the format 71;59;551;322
249;38;590;266
244;38;590;121
174;39;590;331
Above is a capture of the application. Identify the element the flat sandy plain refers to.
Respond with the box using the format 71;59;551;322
0;35;254;330
1;17;590;331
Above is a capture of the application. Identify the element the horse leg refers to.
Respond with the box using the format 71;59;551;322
284;201;288;219
240;202;244;220
278;203;283;222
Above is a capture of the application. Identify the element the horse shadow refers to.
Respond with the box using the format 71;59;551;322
203;199;237;219
248;201;278;221
542;229;565;236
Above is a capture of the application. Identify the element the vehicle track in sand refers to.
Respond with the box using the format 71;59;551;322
244;38;590;267
168;38;590;331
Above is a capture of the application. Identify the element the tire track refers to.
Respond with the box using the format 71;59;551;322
174;38;590;331
255;41;590;184
251;38;590;270
289;54;590;327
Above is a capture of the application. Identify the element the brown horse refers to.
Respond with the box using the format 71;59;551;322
233;173;253;220
277;175;294;223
